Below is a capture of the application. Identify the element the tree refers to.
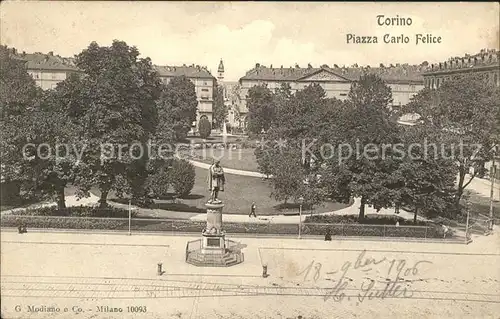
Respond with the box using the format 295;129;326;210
269;148;305;204
212;85;226;130
323;74;400;220
0;45;43;204
157;75;198;141
406;73;500;209
72;40;162;207
257;84;334;207
198;116;211;139
246;85;275;135
254;147;273;179
169;158;195;197
270;83;328;141
22;84;86;209
396;125;458;222
273;82;293;119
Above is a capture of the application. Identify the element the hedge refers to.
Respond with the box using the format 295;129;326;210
301;223;445;238
1;215;446;238
305;214;429;226
2;215;129;230
10;205;136;218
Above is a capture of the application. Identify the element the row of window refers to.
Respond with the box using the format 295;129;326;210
29;72;61;80
425;72;499;89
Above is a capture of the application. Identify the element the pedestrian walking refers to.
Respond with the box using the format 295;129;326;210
442;224;450;238
249;202;257;217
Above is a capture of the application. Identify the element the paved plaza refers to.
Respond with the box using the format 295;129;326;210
1;230;499;319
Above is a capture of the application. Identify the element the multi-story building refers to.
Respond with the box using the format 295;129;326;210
9;48;216;128
10;49;80;90
154;64;216;126
423;49;499;89
238;63;425;127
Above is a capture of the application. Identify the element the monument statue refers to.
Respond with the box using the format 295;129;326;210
207;160;225;203
185;158;242;267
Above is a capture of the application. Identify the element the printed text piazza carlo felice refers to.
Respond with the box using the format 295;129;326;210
346;15;442;45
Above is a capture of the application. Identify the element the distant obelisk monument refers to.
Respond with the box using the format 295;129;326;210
185;160;243;267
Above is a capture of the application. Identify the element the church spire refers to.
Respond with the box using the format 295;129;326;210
217;58;224;82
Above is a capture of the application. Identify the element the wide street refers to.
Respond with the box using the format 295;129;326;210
1;230;499;319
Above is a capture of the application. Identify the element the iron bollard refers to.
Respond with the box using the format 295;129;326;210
262;265;268;278
157;263;163;276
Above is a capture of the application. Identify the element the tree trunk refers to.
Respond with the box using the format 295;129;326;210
99;187;109;208
413;207;418;224
56;186;66;209
359;196;366;221
455;166;466;208
477;161;485;178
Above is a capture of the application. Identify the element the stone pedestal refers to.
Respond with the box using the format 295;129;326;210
185;200;244;267
205;202;224;234
201;202;225;254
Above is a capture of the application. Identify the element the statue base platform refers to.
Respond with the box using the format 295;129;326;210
185;200;244;267
201;232;225;254
185;235;244;267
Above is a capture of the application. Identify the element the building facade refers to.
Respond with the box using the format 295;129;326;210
423;49;499;89
238;63;425;127
10;48;217;128
154;65;216;126
11;49;80;90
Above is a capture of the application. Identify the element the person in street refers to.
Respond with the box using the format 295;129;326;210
249;202;257;217
324;228;332;241
442;224;450;238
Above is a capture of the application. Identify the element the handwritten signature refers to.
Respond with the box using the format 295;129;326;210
319;250;432;302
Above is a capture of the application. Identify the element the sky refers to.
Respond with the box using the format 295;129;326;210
1;2;499;81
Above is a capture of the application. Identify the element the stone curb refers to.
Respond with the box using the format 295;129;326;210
0;227;467;244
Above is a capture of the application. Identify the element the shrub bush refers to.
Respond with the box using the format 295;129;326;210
146;164;170;198
198;117;211;139
169;158;195;198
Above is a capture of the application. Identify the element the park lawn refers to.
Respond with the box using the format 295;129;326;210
109;167;349;216
183;148;260;172
186;167;349;215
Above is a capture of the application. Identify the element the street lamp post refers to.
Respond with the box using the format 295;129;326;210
298;196;304;239
489;155;496;231
128;199;132;236
465;198;471;244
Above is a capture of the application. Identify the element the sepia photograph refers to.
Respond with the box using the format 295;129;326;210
1;1;499;318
